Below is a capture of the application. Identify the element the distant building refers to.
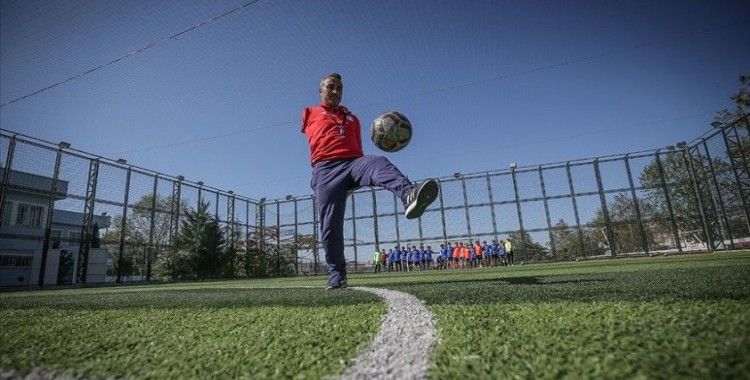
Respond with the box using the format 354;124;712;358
1;167;110;287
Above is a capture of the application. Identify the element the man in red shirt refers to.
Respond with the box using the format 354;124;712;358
302;73;438;290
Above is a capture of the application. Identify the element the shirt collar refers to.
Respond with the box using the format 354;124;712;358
319;102;348;113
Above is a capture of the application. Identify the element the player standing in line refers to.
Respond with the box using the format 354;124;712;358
425;245;434;270
419;244;427;270
474;240;483;269
411;245;422;270
380;249;388;273
454;242;461;269
302;73;439;289
482;240;492;268
490;239;500;267
387;248;395;272
373;249;381;273
401;245;409;272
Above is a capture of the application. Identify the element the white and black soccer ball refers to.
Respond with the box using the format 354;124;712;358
370;111;412;152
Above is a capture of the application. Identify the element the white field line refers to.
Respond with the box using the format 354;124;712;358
339;287;439;380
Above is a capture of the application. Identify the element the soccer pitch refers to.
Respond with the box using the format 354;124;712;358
2;252;749;379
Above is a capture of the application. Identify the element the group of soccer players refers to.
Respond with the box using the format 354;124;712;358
373;239;514;273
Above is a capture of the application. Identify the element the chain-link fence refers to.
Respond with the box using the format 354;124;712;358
1;116;748;287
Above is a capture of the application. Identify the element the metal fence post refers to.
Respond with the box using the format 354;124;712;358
245;200;250;276
695;139;727;250
538;166;555;256
276;200;281;275
116;167;132;283
228;193;236;254
486;174;499;242
39;144;65;287
215;192;220;219
311;197;319;275
680;145;713;250
77;158;99;284
351;194;358;273
510;167;527;259
146;174;158;281
372;189;380;250
259;199;266;275
721;127;750;233
700;141;732;249
594;159;617;256
655;151;682;252
169;177;183;244
460;176;471;238
293;197;299;275
393;194;401;248
624;155;649;254
437;179;448;244
566;162;585;257
0;135;17;230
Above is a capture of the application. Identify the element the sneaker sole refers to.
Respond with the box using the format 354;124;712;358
405;180;439;219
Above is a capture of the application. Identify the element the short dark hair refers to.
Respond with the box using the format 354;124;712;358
320;72;342;88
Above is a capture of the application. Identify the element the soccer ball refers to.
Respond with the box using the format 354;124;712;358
370;111;412;152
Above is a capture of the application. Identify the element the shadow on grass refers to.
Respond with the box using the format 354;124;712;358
0;287;381;311
380;264;750;305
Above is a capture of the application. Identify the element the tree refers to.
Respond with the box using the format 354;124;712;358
154;201;231;280
590;194;658;254
244;225;317;277
550;219;605;260
103;194;187;277
507;230;547;262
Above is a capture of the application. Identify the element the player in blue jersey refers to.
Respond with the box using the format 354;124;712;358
392;246;401;272
425;245;434;270
411;245;420;271
389;247;396;272
489;240;499;267
482;240;491;267
419;244;426;270
401;246;409;271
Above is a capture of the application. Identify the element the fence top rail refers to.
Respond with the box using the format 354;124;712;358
261;116;748;202
0;128;261;205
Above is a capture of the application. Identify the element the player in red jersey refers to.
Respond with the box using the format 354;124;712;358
301;73;439;289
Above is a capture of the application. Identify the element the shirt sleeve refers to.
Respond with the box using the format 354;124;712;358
301;107;311;133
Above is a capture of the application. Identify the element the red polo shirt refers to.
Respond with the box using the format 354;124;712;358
301;103;364;165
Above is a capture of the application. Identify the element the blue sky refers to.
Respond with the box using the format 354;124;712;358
1;0;749;202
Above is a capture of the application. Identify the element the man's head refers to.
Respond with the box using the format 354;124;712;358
319;73;343;107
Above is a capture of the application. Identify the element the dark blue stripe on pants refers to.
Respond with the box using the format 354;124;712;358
312;155;413;280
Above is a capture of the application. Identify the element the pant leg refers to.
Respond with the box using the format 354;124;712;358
313;160;351;280
348;155;413;202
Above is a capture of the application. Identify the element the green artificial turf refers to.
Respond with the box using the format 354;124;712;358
381;252;750;379
2;251;749;379
0;287;385;379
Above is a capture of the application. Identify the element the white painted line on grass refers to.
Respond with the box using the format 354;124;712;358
340;287;439;380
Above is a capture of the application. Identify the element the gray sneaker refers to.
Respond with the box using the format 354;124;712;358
404;179;439;219
325;277;348;290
